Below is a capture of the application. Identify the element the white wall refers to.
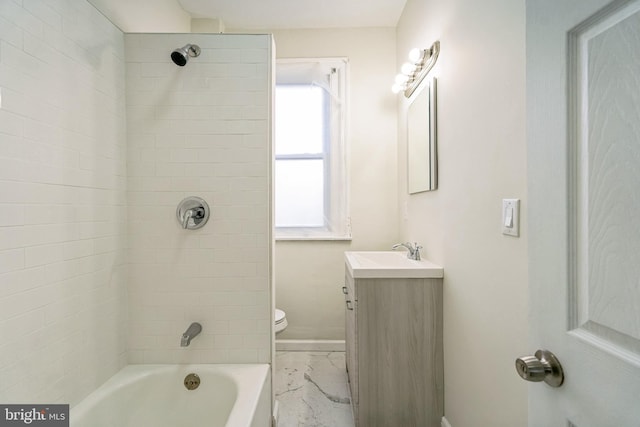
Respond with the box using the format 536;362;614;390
0;0;127;405
87;0;191;33
396;0;529;426
125;33;273;364
262;28;398;340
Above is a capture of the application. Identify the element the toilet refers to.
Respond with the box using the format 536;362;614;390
275;309;288;334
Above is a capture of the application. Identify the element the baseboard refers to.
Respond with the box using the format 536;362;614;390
275;339;345;352
442;416;452;427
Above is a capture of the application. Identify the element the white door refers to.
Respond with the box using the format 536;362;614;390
527;0;640;425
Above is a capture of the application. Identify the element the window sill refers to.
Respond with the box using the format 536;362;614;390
275;235;352;242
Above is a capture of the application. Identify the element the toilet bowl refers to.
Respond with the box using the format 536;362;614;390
275;309;288;334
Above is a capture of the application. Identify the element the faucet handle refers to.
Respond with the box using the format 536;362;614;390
176;197;210;230
405;242;423;260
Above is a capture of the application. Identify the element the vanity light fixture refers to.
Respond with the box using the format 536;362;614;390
392;41;440;98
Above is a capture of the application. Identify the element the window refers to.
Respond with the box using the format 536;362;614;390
275;59;350;240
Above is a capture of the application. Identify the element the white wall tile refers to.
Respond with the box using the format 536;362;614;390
125;33;272;365
0;0;127;406
0;249;24;273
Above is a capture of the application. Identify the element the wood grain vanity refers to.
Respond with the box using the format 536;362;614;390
343;251;444;427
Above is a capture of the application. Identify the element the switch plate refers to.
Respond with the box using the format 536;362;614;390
502;199;520;237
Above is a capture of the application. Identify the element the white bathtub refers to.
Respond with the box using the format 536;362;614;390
71;364;271;427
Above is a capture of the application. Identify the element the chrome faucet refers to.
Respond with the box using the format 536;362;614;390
181;322;202;347
392;242;422;260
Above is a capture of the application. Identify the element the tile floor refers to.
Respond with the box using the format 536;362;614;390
274;351;355;427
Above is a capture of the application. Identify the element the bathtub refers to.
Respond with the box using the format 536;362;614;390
70;364;271;427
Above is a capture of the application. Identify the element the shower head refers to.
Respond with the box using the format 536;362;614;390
171;44;201;66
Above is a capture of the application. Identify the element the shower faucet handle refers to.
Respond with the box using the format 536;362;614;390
176;197;210;230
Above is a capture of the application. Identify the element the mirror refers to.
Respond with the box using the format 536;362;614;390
407;77;437;193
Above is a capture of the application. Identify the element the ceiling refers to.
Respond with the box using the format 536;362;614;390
178;0;408;29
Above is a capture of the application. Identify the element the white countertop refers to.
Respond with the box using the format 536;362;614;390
345;251;444;279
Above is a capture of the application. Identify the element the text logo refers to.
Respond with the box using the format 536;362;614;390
0;405;68;426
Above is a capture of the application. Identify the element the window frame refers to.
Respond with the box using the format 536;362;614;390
274;58;351;241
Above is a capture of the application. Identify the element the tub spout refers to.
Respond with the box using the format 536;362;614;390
181;322;202;347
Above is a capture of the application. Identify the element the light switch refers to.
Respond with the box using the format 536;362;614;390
504;207;513;227
502;199;520;237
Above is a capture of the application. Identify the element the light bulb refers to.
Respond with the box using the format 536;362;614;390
408;48;423;63
401;62;416;75
391;84;403;94
395;74;409;84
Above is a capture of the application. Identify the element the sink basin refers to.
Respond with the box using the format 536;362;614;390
345;251;444;279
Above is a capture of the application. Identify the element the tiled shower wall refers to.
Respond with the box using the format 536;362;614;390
125;34;273;364
0;1;127;405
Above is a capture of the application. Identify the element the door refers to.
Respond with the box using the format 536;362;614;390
527;0;640;426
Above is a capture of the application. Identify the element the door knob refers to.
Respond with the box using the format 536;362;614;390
515;349;564;387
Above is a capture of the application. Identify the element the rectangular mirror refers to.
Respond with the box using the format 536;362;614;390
407;77;437;193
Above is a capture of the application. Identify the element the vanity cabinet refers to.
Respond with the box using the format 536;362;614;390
343;266;444;427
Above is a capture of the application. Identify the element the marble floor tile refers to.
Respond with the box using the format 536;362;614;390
275;351;355;427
